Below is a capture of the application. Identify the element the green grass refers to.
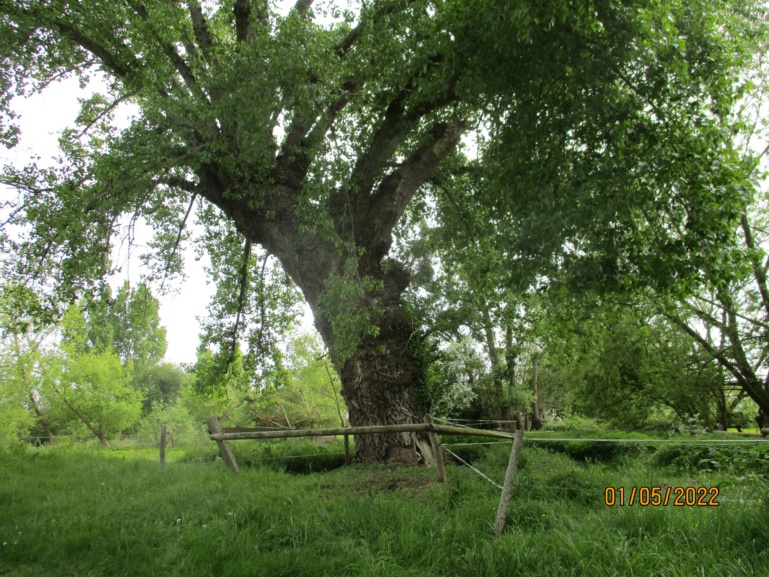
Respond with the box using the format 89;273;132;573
1;440;769;576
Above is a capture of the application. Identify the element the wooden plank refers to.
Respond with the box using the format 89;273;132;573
159;424;167;469
210;422;433;440
221;426;286;433
431;424;515;440
424;415;447;484
495;428;525;534
209;422;516;442
207;417;239;473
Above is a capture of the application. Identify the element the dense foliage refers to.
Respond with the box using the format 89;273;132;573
0;0;768;459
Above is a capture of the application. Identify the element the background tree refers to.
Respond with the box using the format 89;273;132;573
0;328;42;442
193;222;302;400
0;284;59;443
136;362;190;415
420;336;484;418
52;304;143;447
0;0;765;461
84;281;167;368
646;51;769;427
258;333;347;429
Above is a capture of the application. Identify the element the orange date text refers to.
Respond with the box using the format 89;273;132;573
603;486;719;507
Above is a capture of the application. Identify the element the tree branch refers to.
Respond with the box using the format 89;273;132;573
685;304;727;331
333;0;419;58
740;212;769;319
359;120;466;257
187;0;215;64
335;25;361;57
294;0;315;15
49;379;109;448
690;292;769;330
160;192;198;292
347;87;413;200
431;180;477;244
303;78;362;148
130;2;200;95
718;291;764;391
53;19;135;81
665;312;759;398
160;176;201;194
233;0;253;42
230;238;252;364
348;73;457;201
76;91;137;138
256;253;270;352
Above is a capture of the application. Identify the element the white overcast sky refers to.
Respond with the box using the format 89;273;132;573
0;1;339;365
0;75;314;365
0;77;210;365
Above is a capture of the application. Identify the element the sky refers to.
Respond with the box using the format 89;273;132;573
0;75;314;365
0;77;210;364
0;1;345;365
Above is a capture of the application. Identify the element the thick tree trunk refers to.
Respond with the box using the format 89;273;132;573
220;110;464;465
263;236;430;462
340;341;426;463
318;260;431;463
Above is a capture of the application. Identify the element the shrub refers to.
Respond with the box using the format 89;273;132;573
653;442;769;473
536;432;654;463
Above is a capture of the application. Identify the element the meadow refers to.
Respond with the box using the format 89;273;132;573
1;434;768;577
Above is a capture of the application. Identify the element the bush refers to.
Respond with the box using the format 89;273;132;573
537;432;655;463
177;437;349;474
541;414;606;432
653;442;769;473
135;401;208;446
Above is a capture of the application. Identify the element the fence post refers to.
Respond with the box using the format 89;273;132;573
495;428;524;534
159;424;168;469
424;414;447;484
207;417;239;473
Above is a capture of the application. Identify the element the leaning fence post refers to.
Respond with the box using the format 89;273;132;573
159;424;168;469
424;414;447;484
207;417;239;473
494;428;524;534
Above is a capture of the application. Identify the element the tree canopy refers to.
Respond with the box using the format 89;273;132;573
1;0;767;461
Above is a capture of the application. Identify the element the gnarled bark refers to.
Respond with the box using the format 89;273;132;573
287;247;432;463
333;263;429;463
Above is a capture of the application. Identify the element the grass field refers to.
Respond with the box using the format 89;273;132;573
1;436;769;576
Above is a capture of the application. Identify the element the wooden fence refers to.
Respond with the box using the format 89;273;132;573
205;415;517;479
205;414;525;533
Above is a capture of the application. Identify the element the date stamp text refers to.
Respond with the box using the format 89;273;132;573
603;486;719;507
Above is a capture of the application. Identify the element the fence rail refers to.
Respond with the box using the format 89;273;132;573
208;422;515;442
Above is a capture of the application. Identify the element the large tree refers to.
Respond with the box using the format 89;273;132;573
0;0;764;461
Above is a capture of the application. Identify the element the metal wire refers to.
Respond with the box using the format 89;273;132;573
524;438;769;444
444;438;769;448
442;446;503;490
442;442;508;447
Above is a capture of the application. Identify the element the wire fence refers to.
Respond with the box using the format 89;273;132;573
442;446;504;490
438;428;768;506
16;425;768;505
445;438;769;445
